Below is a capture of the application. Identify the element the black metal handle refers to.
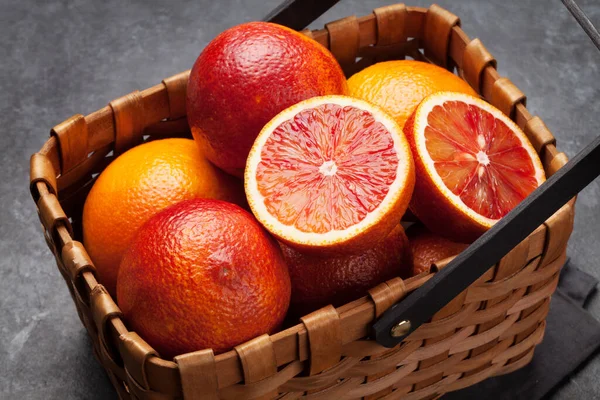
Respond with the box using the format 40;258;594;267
264;0;341;30
372;0;600;348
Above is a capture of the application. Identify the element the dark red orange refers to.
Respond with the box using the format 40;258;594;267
406;224;469;276
280;225;412;316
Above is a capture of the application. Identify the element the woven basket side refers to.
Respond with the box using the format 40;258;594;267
29;69;192;398
28;4;575;400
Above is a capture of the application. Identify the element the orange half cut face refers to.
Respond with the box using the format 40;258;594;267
404;91;546;242
245;95;415;253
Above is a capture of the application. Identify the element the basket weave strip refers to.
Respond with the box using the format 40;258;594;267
29;4;575;399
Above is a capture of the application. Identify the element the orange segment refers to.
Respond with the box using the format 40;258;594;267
403;92;545;243
246;95;415;253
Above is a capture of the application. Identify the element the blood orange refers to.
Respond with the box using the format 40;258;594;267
403;92;546;242
245;95;415;254
406;223;468;276
187;22;347;177
117;198;290;358
281;224;412;316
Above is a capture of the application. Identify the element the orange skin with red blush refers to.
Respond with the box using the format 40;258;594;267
117;198;291;358
187;21;348;177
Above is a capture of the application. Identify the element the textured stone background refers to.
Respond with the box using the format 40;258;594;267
1;0;599;398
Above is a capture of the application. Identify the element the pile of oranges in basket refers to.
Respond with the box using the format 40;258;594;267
82;21;545;359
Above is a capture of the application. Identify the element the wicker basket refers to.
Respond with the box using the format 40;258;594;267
29;3;575;399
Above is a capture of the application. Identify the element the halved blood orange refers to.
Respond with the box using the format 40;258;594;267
245;95;415;254
403;92;546;243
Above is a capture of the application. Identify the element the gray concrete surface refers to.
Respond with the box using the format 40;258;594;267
1;0;599;398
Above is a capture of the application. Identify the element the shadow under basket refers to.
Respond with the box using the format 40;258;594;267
29;3;576;399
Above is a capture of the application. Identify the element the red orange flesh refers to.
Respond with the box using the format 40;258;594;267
404;92;545;242
424;100;540;219
258;103;400;234
245;95;415;254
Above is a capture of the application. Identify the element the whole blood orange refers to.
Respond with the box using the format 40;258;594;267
403;92;546;242
281;225;412;316
245;95;415;254
117;198;291;358
406;224;468;276
348;60;477;129
187;22;348;177
83;139;245;296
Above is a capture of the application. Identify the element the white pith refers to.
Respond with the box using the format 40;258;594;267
414;92;546;227
476;151;490;165
319;160;338;176
245;95;412;246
